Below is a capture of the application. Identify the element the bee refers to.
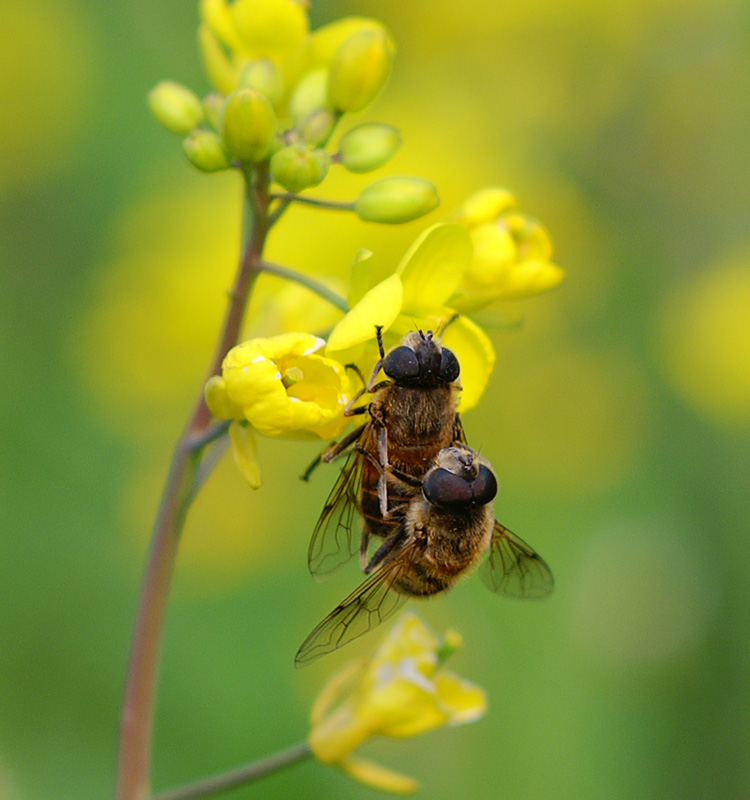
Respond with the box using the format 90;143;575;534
296;444;553;666
304;327;465;578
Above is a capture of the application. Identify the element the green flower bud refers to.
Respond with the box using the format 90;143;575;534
148;80;204;136
288;68;331;122
183;130;231;173
202;93;224;131
270;144;330;193
355;176;439;224
240;59;284;106
327;29;394;113
220;88;277;162
338;123;401;173
297;108;337;146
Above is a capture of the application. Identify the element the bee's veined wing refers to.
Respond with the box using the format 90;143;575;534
296;537;416;667
308;425;373;580
479;521;554;599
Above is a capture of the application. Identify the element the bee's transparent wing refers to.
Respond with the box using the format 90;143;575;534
296;539;414;666
308;427;372;579
480;521;554;599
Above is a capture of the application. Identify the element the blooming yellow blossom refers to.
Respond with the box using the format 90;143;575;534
308;612;486;793
326;223;496;411
450;186;565;311
205;332;353;486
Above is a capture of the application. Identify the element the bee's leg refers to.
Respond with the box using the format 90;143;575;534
368;406;390;517
364;524;408;574
300;423;367;480
452;413;467;444
365;325;388;391
345;363;367;389
388;467;423;488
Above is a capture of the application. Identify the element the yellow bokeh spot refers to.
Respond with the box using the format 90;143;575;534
657;258;750;428
481;346;650;495
0;0;93;188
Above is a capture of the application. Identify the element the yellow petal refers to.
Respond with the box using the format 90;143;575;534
347;248;374;308
229;421;262;488
397;224;472;315
204;374;243;420
339;755;419;794
494;259;565;300
364;611;440;678
309;17;387;67
230;0;309;61
467;222;517;286
198;24;241;95
453;187;517;226
442;315;495;412
200;0;243;50
326;273;402;354
310;657;367;726
433;670;487;724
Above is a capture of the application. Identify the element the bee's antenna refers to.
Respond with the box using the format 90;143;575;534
437;312;460;337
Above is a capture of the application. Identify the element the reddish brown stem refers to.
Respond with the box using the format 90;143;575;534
115;167;271;800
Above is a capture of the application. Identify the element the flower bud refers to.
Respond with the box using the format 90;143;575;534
338;123;401;173
202;92;224;131
183;130;231;172
270;144;330;193
327;29;394;113
240;58;284;106
148;81;204;136
288;68;331;122
220;87;277;162
297;108;337;146
355;176;439;224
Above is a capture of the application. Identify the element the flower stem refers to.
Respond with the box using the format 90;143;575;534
259;260;349;312
152;742;313;800
272;192;356;213
116;168;271;800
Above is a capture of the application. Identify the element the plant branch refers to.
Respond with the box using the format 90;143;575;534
116;167;272;800
271;192;356;213
152;742;313;800
259;260;349;312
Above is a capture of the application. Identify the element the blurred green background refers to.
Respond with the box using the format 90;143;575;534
3;0;750;798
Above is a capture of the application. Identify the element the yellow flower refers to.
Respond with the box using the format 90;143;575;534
198;0;391;111
450;186;565;311
325;223;496;411
308;612;486;793
205;332;353;486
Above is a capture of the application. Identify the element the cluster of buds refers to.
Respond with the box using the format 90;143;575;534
148;0;438;224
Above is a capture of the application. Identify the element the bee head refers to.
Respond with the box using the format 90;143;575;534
423;445;498;508
382;330;460;386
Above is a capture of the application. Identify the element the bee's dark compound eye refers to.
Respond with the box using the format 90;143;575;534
439;347;460;382
471;465;498;505
423;468;473;507
383;346;420;380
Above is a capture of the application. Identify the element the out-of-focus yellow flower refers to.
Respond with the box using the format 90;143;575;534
198;0;391;113
450;187;565;312
657;258;750;427
326;223;496;411
308;612;486;793
205;332;353;486
200;0;309;94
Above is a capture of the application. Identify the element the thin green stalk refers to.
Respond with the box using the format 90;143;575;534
259;260;349;312
115;169;271;800
152;742;313;800
271;192;356;212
